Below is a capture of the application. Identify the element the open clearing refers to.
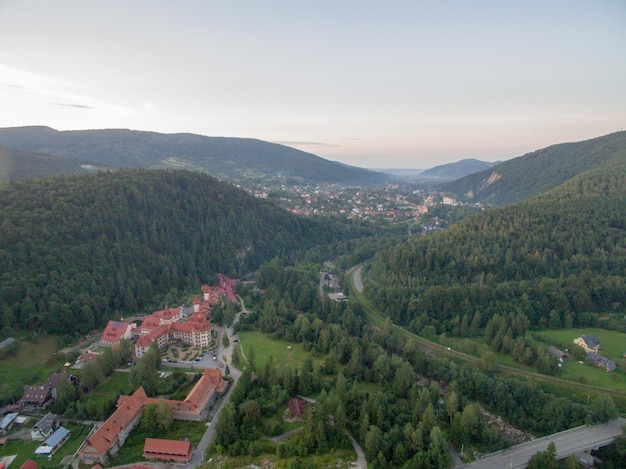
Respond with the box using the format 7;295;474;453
237;330;323;371
534;327;626;359
0;336;62;392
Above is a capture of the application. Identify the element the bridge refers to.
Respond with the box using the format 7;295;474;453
460;417;626;469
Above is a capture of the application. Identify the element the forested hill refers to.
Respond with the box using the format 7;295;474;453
416;158;497;182
0;126;389;185
369;163;626;334
0;169;367;336
0;147;95;180
444;131;626;206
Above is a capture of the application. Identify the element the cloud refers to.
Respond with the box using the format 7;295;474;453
3;83;28;89
273;140;337;148
1;63;131;114
52;102;93;109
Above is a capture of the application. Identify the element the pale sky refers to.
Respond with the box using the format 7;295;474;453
1;1;625;168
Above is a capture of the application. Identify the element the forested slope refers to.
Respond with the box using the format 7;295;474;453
445;131;626;206
370;164;626;335
0;147;94;180
0;126;389;184
0;169;366;336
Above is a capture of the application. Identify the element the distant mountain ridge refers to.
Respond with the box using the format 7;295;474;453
0;126;389;184
444;131;626;206
416;158;498;181
0;146;95;180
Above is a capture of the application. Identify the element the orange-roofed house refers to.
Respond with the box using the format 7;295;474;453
192;295;212;316
20;460;38;469
143;438;193;463
201;284;224;306
99;321;133;346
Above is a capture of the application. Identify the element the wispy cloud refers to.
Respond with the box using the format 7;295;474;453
3;83;28;89
0;63;131;114
52;102;93;109
273;140;337;148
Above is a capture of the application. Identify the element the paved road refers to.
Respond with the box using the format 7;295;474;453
182;308;245;468
351;265;364;293
350;265;626;469
461;418;626;469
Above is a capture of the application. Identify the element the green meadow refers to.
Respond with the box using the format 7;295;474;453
534;328;626;359
0;336;63;399
237;330;323;371
0;423;90;469
534;328;626;391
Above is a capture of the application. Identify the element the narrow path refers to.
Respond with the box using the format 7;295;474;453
267;427;303;445
347;432;367;469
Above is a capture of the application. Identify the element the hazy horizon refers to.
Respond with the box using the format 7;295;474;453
1;1;624;168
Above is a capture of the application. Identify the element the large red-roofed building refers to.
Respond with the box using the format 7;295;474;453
78;369;227;465
134;311;211;357
143;438;193;463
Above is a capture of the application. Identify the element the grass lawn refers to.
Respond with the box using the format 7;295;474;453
92;371;133;395
534;328;626;359
0;423;90;469
533;328;626;391
111;419;207;466
0;336;63;393
237;331;323;371
557;358;626;391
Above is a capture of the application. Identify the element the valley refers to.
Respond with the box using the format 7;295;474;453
0;130;625;468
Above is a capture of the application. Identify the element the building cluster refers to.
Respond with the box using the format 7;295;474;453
0;275;238;468
78;368;227;465
574;335;617;372
247;182;466;224
0;411;71;463
96;274;237;358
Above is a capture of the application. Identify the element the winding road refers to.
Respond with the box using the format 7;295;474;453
349;264;626;467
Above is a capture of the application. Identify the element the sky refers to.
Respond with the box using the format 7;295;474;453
1;1;625;169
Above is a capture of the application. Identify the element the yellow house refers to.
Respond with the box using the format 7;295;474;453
573;335;600;354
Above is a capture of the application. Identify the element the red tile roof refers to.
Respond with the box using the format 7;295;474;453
185;369;228;411
86;368;227;461
79;389;144;457
288;397;308;419
100;321;131;344
143;438;192;462
20;460;38;469
136;324;168;348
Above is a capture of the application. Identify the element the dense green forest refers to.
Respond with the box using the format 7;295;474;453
445;131;626;206
211;261;614;468
0;169;371;337
369;166;626;362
